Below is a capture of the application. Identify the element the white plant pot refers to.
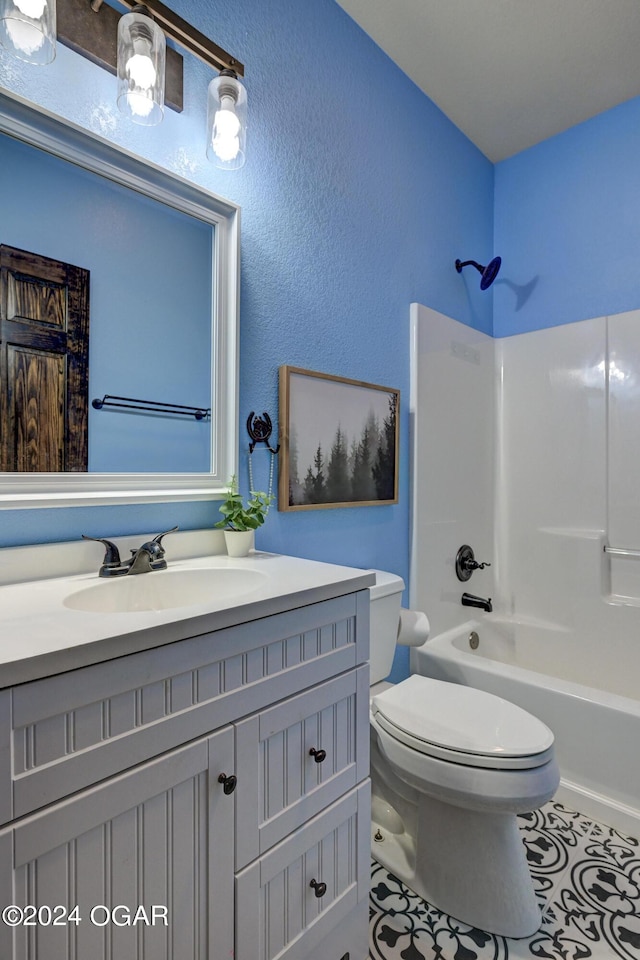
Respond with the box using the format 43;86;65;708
223;529;254;558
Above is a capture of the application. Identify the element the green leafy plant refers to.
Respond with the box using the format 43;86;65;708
215;475;274;531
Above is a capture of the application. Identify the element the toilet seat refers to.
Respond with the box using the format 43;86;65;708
371;675;554;771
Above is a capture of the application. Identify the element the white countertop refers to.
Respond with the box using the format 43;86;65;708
0;552;375;689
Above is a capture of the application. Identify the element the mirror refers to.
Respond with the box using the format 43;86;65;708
0;91;239;508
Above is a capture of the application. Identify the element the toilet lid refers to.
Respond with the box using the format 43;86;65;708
372;675;554;761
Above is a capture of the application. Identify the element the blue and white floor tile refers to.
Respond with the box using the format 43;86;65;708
369;801;640;959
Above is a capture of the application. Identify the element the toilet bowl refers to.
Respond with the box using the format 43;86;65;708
368;571;559;939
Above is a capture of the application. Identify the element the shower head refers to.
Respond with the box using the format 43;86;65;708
455;255;502;290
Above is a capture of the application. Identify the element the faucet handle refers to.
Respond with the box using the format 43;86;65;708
130;526;179;571
151;526;179;549
82;534;122;568
455;544;491;582
145;526;179;560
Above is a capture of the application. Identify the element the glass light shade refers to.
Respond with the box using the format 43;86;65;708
117;9;165;126
206;71;247;170
0;0;55;64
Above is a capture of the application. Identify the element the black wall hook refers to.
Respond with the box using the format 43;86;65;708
247;411;280;454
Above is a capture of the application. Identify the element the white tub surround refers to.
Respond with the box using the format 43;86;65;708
409;303;640;657
413;618;640;838
492;312;640;670
409;304;495;638
0;540;373;960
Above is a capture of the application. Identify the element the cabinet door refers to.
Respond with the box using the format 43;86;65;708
235;782;370;960
235;667;369;868
0;727;235;960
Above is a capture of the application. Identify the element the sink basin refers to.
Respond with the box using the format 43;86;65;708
63;567;267;613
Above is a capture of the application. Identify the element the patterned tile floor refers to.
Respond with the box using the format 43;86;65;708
369;801;640;959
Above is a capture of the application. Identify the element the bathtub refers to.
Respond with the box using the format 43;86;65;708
411;617;640;839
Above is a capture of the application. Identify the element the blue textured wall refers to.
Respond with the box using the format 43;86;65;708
0;0;493;674
494;95;640;338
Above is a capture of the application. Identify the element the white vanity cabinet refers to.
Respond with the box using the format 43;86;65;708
0;587;371;960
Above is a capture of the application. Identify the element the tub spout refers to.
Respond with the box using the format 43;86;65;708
461;592;492;613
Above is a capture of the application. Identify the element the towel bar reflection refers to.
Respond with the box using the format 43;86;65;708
92;395;211;420
604;546;640;559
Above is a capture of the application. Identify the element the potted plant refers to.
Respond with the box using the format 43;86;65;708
215;475;274;557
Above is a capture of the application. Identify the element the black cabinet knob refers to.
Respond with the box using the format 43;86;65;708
309;747;326;764
309;879;327;898
218;772;237;795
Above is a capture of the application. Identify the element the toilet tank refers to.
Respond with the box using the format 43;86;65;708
368;570;405;685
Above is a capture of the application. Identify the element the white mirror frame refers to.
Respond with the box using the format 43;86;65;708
0;91;239;509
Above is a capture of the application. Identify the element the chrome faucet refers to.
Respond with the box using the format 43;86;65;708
83;527;179;577
461;592;492;613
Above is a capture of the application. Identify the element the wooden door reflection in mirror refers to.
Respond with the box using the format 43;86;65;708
0;244;90;472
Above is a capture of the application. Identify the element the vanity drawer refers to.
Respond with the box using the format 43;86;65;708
235;665;369;868
2;591;369;824
235;781;370;960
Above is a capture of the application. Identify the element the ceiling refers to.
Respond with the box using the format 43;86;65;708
334;0;640;162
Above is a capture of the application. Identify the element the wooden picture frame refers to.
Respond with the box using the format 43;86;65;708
278;366;399;511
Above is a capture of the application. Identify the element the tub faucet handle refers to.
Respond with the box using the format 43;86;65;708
455;544;491;582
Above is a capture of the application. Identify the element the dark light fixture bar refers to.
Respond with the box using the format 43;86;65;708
56;0;244;114
57;0;183;111
119;0;243;76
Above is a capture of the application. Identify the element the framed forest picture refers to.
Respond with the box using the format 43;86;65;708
278;366;399;511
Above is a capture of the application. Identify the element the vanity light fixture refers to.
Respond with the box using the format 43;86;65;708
1;0;246;160
0;0;56;64
117;4;165;125
206;68;246;169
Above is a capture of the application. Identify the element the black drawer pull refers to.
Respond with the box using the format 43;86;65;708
309;878;327;898
218;772;237;795
309;747;326;764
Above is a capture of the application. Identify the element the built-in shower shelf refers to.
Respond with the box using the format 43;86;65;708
538;526;605;540
606;592;640;607
604;545;640;559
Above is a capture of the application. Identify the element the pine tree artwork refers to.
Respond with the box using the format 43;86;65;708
279;366;399;510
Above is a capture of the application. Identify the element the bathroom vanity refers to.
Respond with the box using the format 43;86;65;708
0;550;373;960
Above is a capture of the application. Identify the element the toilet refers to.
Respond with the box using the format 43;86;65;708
368;571;559;939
